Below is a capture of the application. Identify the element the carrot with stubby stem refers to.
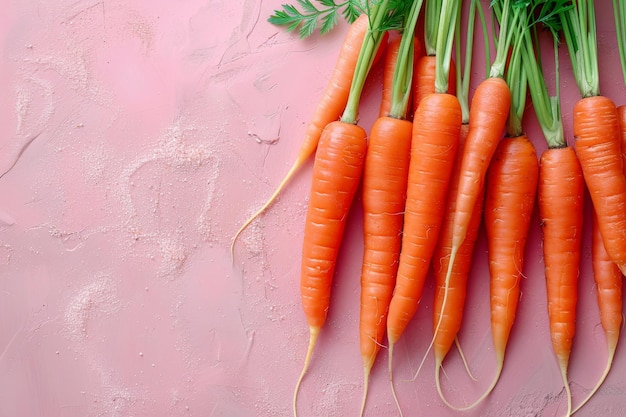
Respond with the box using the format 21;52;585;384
231;14;370;258
291;3;400;415
561;1;626;276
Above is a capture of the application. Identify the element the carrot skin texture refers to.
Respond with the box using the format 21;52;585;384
619;105;626;169
359;117;412;369
591;211;623;349
300;121;368;329
485;135;538;359
573;96;626;275
538;147;584;373
386;92;461;345
431;123;483;361
452;77;510;250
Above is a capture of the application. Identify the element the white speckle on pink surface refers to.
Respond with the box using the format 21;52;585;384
63;273;121;342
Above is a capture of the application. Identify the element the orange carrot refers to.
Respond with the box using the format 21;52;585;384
571;107;626;413
573;95;626;276
617;104;626;167
385;91;461;375
293;120;367;415
231;14;370;256
481;134;538;390
539;146;584;417
431;123;483;367
358;116;412;413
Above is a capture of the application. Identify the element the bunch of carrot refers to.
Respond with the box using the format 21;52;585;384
232;1;626;416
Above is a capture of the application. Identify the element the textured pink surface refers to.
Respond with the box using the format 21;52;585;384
1;1;626;416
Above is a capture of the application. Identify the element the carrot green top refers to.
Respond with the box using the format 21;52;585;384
433;0;461;94
456;0;489;124
613;0;626;86
389;0;424;119
523;1;573;149
341;0;410;124
560;0;600;98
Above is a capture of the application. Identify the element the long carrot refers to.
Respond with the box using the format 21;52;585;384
571;105;626;413
524;12;580;414
428;0;489;385
385;3;461;413
435;4;538;408
539;146;584;417
359;3;424;415
561;1;626;276
231;14;370;257
291;2;399;415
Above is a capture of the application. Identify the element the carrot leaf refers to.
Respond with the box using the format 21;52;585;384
268;0;366;38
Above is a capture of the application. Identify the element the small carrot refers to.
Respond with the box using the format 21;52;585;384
231;14;370;257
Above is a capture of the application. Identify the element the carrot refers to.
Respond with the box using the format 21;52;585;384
385;7;462;413
431;123;483;368
539;146;584;417
571;105;626;414
359;3;424;416
561;1;626;276
572;96;626;274
291;2;399;415
358;116;412;416
231;14;370;257
428;0;488;383
481;134;538;384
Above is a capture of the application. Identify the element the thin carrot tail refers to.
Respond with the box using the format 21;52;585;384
558;355;573;417
293;326;320;417
454;337;478;382
571;342;617;415
388;342;405;417
435;356;504;412
230;156;304;263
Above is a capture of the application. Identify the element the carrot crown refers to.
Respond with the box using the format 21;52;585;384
389;0;425;119
342;0;410;124
455;0;489;123
560;0;600;98
523;1;572;148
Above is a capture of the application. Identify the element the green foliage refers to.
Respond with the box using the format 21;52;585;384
268;0;366;38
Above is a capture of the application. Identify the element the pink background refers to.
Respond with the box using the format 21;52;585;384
0;1;625;416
